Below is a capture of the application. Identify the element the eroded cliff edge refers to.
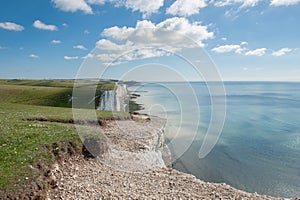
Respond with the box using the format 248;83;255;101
46;119;284;199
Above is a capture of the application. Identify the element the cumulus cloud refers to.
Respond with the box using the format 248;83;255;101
245;48;267;56
212;42;248;54
82;53;95;59
124;0;164;18
0;22;24;31
73;45;88;50
64;56;79;60
212;45;242;53
270;0;300;6
51;0;163;17
215;0;261;8
96;17;213;63
212;43;269;56
33;20;58;31
51;40;61;44
29;54;39;58
166;0;206;16
86;0;106;4
51;0;93;14
101;17;213;46
272;48;292;56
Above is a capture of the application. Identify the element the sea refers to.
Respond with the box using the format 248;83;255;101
128;82;300;198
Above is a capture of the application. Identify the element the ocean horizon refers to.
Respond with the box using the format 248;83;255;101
129;81;300;198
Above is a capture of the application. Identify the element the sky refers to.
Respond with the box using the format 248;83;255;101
0;0;300;81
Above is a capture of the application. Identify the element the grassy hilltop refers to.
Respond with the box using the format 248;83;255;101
0;79;128;197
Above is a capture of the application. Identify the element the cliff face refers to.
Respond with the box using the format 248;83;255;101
98;83;128;112
97;119;171;172
96;83;170;170
145;116;172;168
115;84;128;112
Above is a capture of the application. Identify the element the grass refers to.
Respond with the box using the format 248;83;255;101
0;79;115;90
0;79;129;194
0;80;115;108
0;103;80;191
0;79;76;88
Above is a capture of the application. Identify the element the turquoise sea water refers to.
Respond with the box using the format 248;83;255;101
130;82;300;198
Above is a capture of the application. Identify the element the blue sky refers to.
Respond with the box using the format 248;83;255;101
0;0;299;81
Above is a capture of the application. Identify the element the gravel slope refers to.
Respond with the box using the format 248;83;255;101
47;120;283;199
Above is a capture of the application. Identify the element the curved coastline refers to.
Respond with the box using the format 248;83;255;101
47;118;283;199
46;83;292;199
126;83;293;199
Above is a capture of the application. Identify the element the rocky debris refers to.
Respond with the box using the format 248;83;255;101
47;120;284;199
47;155;282;199
131;113;151;121
82;136;109;159
90;119;168;172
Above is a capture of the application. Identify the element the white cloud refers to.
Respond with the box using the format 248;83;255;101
245;48;267;56
0;46;7;50
221;37;227;41
52;0;164;18
240;0;261;7
62;23;68;28
212;44;244;53
64;56;79;60
166;0;206;16
272;48;292;56
0;22;24;31
51;0;163;17
270;0;300;6
96;17;213;63
96;39;132;51
215;0;261;8
212;43;269;56
124;0;164;18
82;53;95;59
86;0;106;4
101;26;135;41
84;29;90;34
51;40;61;44
73;45;88;50
33;20;58;31
29;54;39;58
51;0;93;14
102;17;213;46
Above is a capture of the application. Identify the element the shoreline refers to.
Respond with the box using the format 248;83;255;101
47;119;284;199
1;81;297;199
43;83;296;199
126;84;296;199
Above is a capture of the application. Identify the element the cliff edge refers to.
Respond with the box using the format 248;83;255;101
46;119;284;199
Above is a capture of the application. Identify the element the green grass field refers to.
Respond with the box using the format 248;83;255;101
0;79;128;194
